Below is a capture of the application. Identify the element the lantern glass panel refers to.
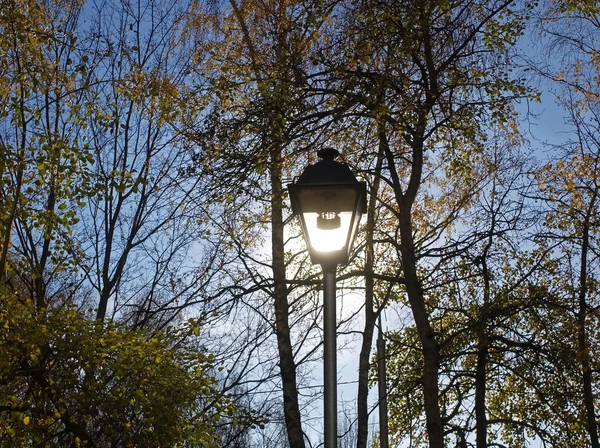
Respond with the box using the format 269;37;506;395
301;211;354;253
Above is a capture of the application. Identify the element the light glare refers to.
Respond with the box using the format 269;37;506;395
302;212;352;252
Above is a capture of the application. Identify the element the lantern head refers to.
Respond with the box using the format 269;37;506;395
288;148;367;267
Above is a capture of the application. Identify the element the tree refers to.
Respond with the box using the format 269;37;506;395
382;131;556;447
0;1;262;446
6;1;600;447
530;2;600;445
321;1;532;446
73;0;222;326
0;0;96;307
533;99;600;448
0;284;243;447
193;1;346;446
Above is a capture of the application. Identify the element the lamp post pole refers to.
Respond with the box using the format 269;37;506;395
323;267;337;448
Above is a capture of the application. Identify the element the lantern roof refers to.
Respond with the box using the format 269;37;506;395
296;148;360;185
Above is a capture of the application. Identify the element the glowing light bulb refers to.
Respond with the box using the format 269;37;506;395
317;212;341;230
302;212;352;252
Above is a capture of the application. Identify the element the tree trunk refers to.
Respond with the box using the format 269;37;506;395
357;142;385;448
399;225;442;448
271;148;306;448
578;220;599;448
475;247;492;448
381;123;443;448
475;339;488;448
377;322;390;448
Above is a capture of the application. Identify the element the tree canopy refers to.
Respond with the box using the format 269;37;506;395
1;0;600;447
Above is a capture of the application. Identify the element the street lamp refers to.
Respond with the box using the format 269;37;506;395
288;148;367;448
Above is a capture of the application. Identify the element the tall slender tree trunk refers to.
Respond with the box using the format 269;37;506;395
475;264;490;448
475;342;488;448
271;147;306;448
227;2;315;444
399;222;442;448
381;124;443;448
578;220;599;448
377;321;390;448
357;144;384;448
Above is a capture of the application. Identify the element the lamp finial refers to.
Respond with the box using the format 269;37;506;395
317;148;340;161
